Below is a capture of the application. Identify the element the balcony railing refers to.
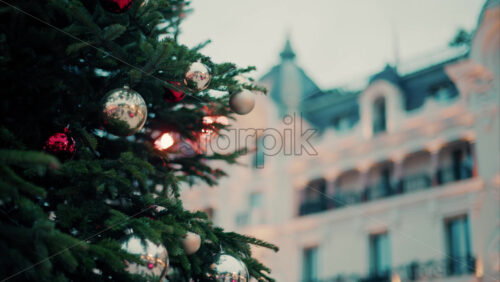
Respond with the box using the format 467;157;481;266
299;198;329;216
401;173;431;193
393;255;475;281
298;163;473;217
322;256;475;282
437;163;473;185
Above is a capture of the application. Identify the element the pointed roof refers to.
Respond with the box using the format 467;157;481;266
369;64;401;85
280;36;296;60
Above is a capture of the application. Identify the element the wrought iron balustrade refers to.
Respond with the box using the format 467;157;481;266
323;255;475;282
401;173;431;193
297;162;474;217
437;163;473;185
299;198;329;216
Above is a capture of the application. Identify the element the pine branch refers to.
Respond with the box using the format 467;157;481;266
0;149;60;169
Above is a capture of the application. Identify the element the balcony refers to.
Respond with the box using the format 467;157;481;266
401;173;431;193
437;164;473;185
299;198;329;216
297;163;473;217
393;255;476;281
325;256;475;282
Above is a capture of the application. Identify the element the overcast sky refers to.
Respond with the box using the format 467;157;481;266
179;0;485;89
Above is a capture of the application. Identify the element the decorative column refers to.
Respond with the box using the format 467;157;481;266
324;169;339;209
427;142;443;186
357;162;372;202
391;152;406;194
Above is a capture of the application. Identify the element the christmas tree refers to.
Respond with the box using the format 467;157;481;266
0;0;277;281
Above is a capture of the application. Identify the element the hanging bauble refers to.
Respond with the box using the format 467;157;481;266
184;61;211;92
101;86;147;136
43;128;76;160
181;232;201;255
229;88;255;115
164;81;185;102
121;236;169;277
210;254;249;281
99;0;133;13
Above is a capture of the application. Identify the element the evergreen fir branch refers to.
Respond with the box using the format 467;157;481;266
0;127;25;149
0;165;47;198
66;42;92;55
89;239;126;271
243;257;275;282
190;39;211;52
224;232;279;252
75;128;98;152
0;179;18;200
64;0;101;34
0;149;60;169
101;24;127;41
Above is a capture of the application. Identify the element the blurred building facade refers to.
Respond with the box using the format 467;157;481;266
182;1;500;281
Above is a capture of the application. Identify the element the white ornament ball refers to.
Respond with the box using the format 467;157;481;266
229;89;255;115
184;61;211;92
181;232;201;255
212;254;249;281
121;236;169;277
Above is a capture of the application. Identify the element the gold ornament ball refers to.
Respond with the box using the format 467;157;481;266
212;254;249;282
229;89;255;115
184;61;211;92
101;86;147;136
121;236;169;277
181;232;201;255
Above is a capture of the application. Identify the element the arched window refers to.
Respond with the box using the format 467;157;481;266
373;97;387;135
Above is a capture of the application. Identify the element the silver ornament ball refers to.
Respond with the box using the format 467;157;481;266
184;61;211;92
212;254;249;282
181;232;201;255
121;236;169;278
101;86;147;136
229;89;255;115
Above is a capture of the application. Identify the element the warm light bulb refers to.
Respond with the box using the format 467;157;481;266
203;116;215;125
154;133;174;150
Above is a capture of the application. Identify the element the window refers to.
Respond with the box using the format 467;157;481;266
333;115;352;132
445;215;473;275
302;247;318;282
299;178;328;216
235;212;248;227
253;137;265;169
249;192;263;209
369;232;391;278
372;97;386;135
380;168;392;196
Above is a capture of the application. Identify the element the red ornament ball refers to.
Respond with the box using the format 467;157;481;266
99;0;133;13
164;82;185;103
43;130;76;160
